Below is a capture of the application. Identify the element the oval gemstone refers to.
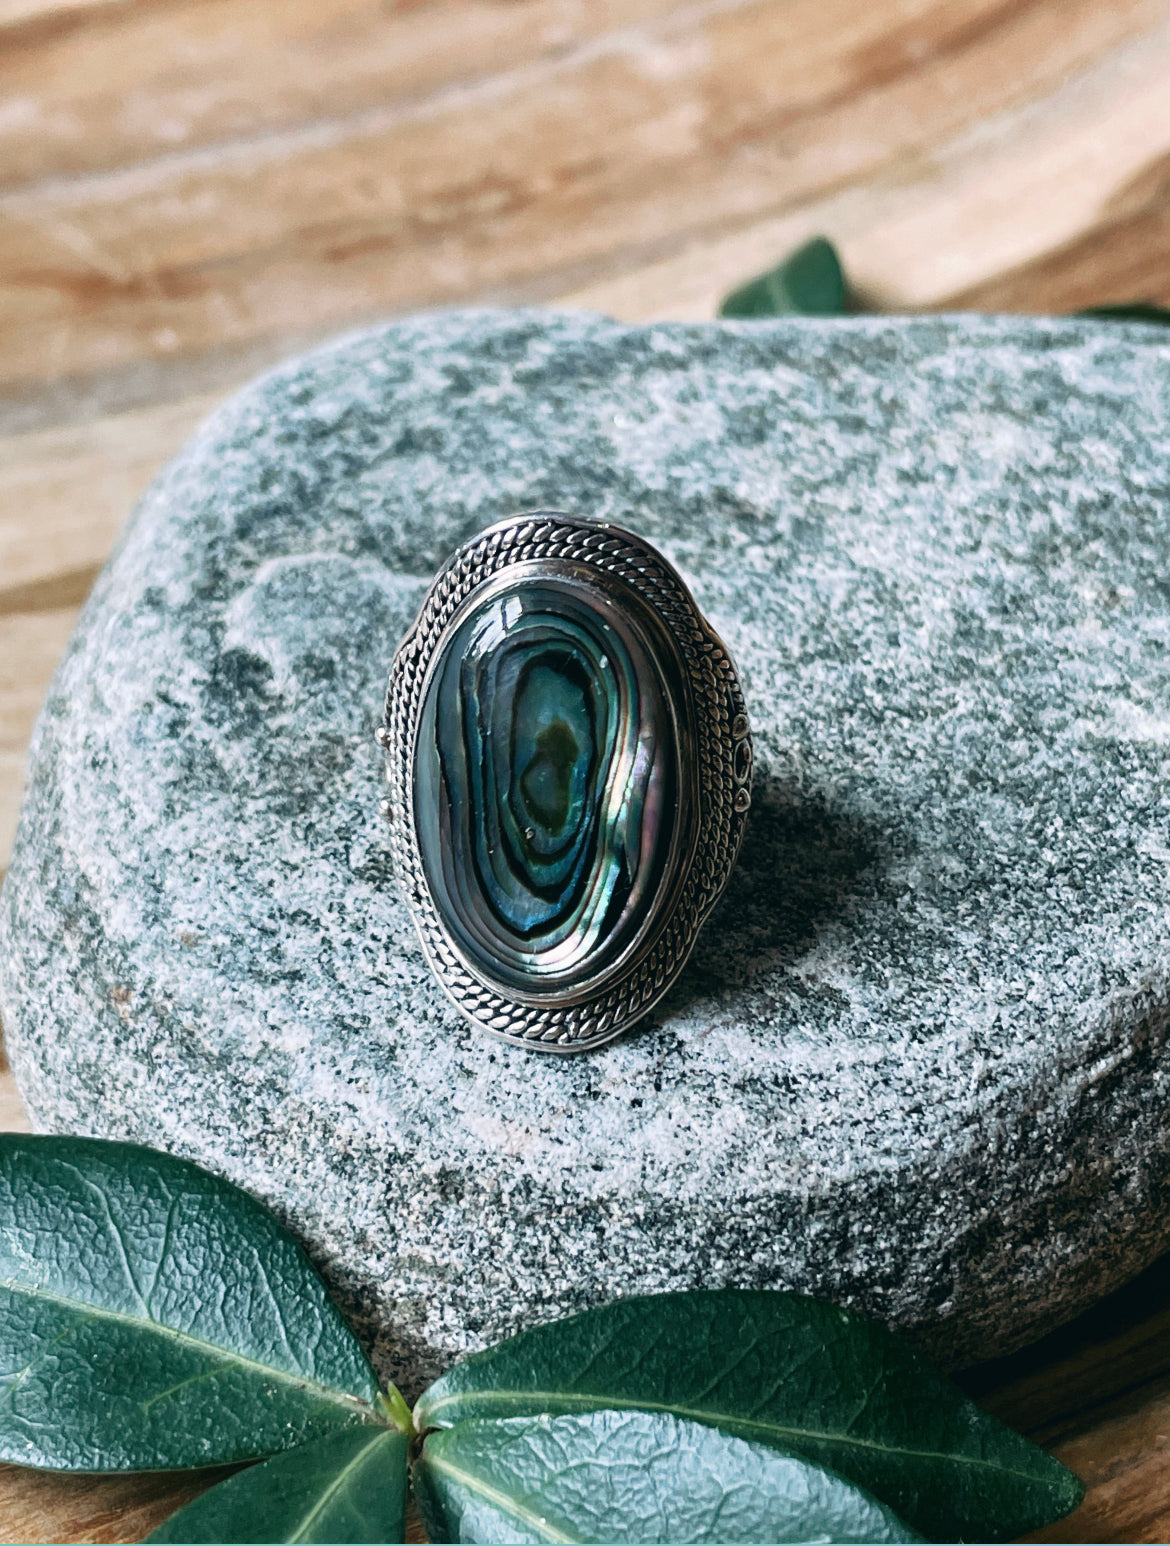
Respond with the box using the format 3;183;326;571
413;577;678;994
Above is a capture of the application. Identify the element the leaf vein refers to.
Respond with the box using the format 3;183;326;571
56;1160;151;1319
424;1450;581;1545
144;1190;178;1313
286;1430;393;1543
0;1278;374;1418
421;1390;1055;1486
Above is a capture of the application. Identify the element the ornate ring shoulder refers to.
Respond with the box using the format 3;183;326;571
379;511;752;1052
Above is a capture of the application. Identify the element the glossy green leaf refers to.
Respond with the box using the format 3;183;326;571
416;1290;1082;1542
415;1409;921;1545
0;1135;381;1470
147;1426;408;1543
719;236;848;317
1077;302;1170;326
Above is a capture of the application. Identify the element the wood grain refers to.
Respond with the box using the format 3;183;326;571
5;0;1170;424
3;0;1170;1539
0;1464;235;1546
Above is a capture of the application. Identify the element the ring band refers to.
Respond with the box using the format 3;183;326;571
379;512;752;1052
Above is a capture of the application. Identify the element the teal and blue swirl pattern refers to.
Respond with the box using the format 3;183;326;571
414;579;676;993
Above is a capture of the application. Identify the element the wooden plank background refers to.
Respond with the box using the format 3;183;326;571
3;0;1170;1538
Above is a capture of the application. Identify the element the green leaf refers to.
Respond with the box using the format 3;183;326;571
719;237;848;317
1077;302;1170;326
0;1134;381;1471
414;1409;922;1545
415;1290;1082;1542
147;1426;408;1544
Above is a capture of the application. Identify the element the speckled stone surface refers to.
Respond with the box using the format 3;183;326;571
3;309;1170;1388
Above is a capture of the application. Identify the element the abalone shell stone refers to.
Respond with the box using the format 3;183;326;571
413;576;678;994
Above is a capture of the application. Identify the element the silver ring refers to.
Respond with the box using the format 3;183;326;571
378;512;752;1052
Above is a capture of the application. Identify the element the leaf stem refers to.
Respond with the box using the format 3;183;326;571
377;1383;416;1438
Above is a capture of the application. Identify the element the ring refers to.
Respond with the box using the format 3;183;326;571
378;512;752;1052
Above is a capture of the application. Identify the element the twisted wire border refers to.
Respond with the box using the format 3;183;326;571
384;515;750;1051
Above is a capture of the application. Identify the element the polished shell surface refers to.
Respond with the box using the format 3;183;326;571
414;575;678;995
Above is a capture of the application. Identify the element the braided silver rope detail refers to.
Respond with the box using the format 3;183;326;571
383;515;751;1051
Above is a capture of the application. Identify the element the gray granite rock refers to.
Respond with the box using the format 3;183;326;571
3;309;1170;1388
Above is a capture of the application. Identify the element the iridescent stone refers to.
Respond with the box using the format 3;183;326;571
413;578;677;994
387;512;750;1050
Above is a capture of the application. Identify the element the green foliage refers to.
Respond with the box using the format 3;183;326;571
719;236;848;317
413;1409;922;1545
1077;303;1170;326
0;1132;1084;1544
0;1135;380;1470
417;1289;1081;1542
720;242;1170;328
146;1427;409;1544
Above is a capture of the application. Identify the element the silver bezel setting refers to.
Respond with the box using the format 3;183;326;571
381;512;752;1052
